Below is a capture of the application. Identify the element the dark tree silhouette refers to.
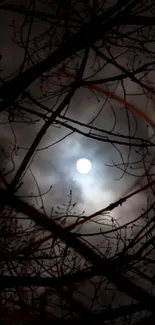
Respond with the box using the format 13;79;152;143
0;0;155;324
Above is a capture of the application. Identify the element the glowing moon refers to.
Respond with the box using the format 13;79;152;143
76;158;92;174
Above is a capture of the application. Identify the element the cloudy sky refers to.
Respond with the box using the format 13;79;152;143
0;1;155;227
1;1;155;322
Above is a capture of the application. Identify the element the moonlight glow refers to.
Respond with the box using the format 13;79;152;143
76;158;92;174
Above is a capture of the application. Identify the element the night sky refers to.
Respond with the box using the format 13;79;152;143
0;1;155;323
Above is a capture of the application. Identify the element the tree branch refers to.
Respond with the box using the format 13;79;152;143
0;0;138;111
1;190;155;313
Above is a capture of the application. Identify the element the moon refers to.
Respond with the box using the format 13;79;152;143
76;158;92;174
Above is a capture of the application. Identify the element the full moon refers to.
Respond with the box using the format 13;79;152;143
76;158;92;174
